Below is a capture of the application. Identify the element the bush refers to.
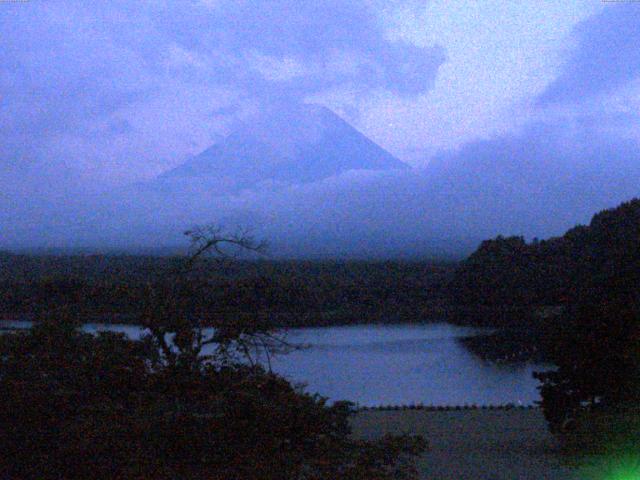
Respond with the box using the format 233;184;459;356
0;313;426;479
534;301;640;444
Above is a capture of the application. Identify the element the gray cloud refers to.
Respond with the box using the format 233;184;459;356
0;0;444;184
538;4;640;105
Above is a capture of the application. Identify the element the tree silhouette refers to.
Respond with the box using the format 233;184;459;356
0;226;426;479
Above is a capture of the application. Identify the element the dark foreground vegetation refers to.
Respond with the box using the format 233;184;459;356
0;316;425;479
451;198;640;455
0;252;453;328
0;230;425;479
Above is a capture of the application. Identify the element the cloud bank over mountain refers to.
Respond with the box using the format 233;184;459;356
1;2;640;257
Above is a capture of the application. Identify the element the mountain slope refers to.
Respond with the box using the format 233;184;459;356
157;104;408;190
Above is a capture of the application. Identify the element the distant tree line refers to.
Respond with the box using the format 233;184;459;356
0;256;454;327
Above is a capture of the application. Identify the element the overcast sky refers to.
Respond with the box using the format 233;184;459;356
2;1;640;254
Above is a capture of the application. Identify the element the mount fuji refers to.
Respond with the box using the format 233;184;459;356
154;103;408;192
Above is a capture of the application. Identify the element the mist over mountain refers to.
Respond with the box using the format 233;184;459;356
4;112;640;259
111;115;640;259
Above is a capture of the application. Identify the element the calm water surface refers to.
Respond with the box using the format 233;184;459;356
271;324;547;406
1;321;547;406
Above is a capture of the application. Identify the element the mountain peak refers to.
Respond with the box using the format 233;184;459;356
158;104;408;190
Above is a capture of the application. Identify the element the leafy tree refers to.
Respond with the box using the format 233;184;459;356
450;198;640;312
0;227;426;479
534;301;640;433
531;199;640;447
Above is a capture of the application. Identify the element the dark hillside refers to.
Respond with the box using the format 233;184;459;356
450;198;640;313
450;198;640;363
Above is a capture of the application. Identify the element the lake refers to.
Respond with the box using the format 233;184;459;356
0;321;548;407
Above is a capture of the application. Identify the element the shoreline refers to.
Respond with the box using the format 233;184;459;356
352;409;591;479
0;315;474;331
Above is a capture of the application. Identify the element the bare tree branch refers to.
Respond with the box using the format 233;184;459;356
182;225;267;272
139;224;276;369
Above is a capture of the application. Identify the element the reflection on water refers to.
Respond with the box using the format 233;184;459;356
0;321;548;407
